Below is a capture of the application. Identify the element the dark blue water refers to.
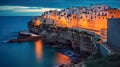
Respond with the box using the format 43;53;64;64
0;16;32;40
0;16;71;67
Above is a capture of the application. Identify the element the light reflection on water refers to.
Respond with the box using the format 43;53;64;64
34;40;43;62
55;53;71;64
34;40;71;65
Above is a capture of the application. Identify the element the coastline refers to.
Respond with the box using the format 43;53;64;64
7;26;100;65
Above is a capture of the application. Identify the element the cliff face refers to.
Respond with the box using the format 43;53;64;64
28;18;100;54
28;21;40;34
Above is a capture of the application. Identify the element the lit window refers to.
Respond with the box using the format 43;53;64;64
110;12;112;14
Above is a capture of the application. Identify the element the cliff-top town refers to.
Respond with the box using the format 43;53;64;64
7;4;120;67
30;4;120;38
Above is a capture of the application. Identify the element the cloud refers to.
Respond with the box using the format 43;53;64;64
0;6;62;12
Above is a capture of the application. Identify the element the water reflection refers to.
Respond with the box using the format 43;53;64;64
55;53;71;64
34;40;71;65
34;40;43;62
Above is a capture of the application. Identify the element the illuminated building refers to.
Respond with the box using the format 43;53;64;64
33;4;120;37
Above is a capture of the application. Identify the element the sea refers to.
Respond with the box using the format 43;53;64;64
0;16;71;67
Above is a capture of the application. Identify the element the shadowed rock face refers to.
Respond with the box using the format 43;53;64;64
28;17;98;55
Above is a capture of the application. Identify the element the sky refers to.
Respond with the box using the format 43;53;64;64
0;0;120;16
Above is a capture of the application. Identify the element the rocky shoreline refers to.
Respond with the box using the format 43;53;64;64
8;32;45;43
7;17;102;67
7;27;101;65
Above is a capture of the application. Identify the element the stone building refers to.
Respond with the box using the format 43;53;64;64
33;4;120;37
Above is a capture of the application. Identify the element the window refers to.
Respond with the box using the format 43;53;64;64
73;16;76;18
91;17;93;19
95;13;96;15
104;13;107;16
43;20;46;22
104;7;105;9
98;13;100;16
110;12;112;14
99;17;100;19
59;17;61;19
102;13;104;16
98;7;101;9
80;16;82;19
114;12;116;14
94;10;96;12
95;16;96;18
64;13;66;15
111;16;114;18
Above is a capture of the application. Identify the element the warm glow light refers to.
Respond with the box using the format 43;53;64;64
55;53;71;64
60;18;68;27
34;19;41;26
80;19;88;28
43;8;120;40
34;40;43;62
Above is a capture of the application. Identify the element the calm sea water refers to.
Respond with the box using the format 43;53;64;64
0;16;71;67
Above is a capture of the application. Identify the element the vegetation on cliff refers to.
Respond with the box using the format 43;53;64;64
86;54;120;67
